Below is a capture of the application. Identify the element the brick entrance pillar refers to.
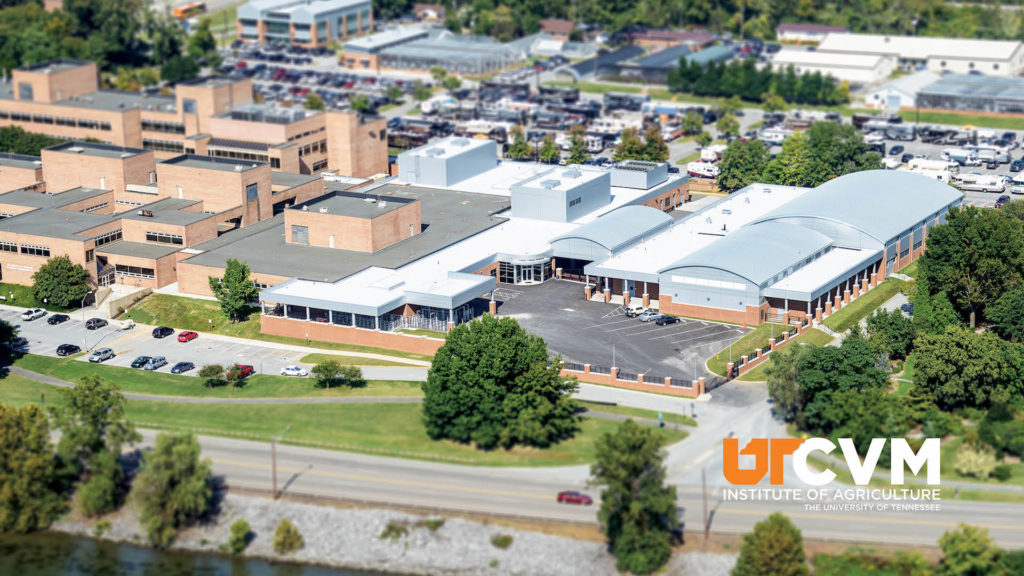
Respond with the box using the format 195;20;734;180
815;307;822;322
603;288;611;303
825;301;833;315
488;300;496;314
642;293;650;307
584;285;592;300
623;292;630;307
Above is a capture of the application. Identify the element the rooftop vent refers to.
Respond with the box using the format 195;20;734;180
721;209;732;215
540;179;561;189
67;146;84;154
234;164;244;172
137;209;154;217
120;153;132;158
363;197;376;203
378;201;387;209
562;167;581;179
763;187;771;194
302;205;308;211
425;147;444;157
32;160;42;167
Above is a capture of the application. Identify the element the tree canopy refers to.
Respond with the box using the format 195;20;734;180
210;259;259;322
567;125;589;165
591;419;677;575
31;255;90;309
0;404;64;534
132;433;213;547
507;125;532;161
732;513;809;576
422;315;579;450
913;326;1024;411
0;126;65;156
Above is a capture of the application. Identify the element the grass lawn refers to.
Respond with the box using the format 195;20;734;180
823;278;905;333
577;400;697;427
900;260;920;279
736;328;835;381
647;88;719;105
0;283;74;312
706;323;788;377
205;1;243;29
940;437;1024;487
0;376;685;467
675;151;701;164
124;294;433;362
14;354;424;399
543;81;642;94
298;353;417;367
397;328;447;338
813;552;932;576
911;110;1024;131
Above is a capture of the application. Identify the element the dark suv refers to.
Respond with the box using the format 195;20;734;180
152;326;174;338
85;318;107;330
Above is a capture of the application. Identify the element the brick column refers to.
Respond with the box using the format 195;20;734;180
584;285;592;300
768;338;776;350
834;294;842;310
782;311;790;324
603;288;611;303
583;364;591;375
642;293;650;307
342;15;348;39
825;301;833;315
853;285;861;298
698;377;706;395
664;377;672;387
861;278;869;292
310;23;318;47
556;267;563;279
691;379;699;389
726;362;734;376
488;300;496;315
623;292;630;307
637;374;644;385
755;348;763;359
870;272;877;288
843;290;851;305
815;307;822;322
610;367;619;380
447;320;455;331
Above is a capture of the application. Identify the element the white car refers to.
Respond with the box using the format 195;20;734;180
88;348;115;363
21;308;46;321
280;365;309;377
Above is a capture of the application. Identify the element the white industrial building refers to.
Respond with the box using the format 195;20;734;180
815;33;1024;77
771;48;894;84
863;70;939;110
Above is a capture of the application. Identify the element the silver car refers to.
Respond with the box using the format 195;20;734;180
88;348;115;363
144;356;168;371
20;308;46;321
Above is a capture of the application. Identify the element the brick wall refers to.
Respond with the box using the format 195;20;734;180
0;164;42;193
41;149;155;196
261;314;444;355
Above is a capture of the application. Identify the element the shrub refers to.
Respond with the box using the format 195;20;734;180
955;444;998;479
992;465;1013;482
272;519;303;554
199;364;226;389
93;519;111;537
419;518;445;532
380;520;409;541
490;534;513;549
229;518;252;555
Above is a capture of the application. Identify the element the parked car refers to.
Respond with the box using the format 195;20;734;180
637;310;659;322
280;365;309;377
56;344;81;357
556;490;593;505
47;314;70;325
144;356;168;371
889;145;905;156
21;308;46;321
88;348;114;363
7;337;28;349
1011;159;1024;172
153;326;174;338
900;303;914;317
655;315;680;326
177;330;199;343
85;318;107;330
228;364;255;380
900;152;913;164
624;303;647;317
171;361;195;374
131;356;153;369
996;195;1011;208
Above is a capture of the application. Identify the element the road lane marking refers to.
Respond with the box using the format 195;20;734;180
210;457;558;502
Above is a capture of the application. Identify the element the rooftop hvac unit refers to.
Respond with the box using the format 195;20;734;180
319;207;328;213
302;205;308;211
67;146;84;153
120;153;131;158
540;179;560;189
378;202;387;209
234;165;244;171
137;209;154;217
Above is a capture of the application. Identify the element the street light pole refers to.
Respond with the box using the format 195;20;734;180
271;424;292;499
81;290;94;350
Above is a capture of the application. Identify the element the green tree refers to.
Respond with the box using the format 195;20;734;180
695;131;713;148
913;326;1024;411
186;18;216;60
349;93;371;113
793;334;889;434
538;134;560;164
761;93;786;113
273;518;304;554
0;404;64;533
0;126;65;156
311;360;363;389
591;420;677;575
198;364;226;388
911;275;960;336
209;258;259;322
507;124;532;160
386;84;402;104
681;110;703;135
412;80;431;102
75;450;122;518
642;125;669;162
765;344;813;423
422;315;579;450
865;308;915;361
137;67;160;87
612;127;644;162
984;285;1024;342
762;132;813;187
938;524;1003;576
148;14;183;66
716;138;769;192
441;75;462;94
715;114;739;138
305;93;324;110
113;67;139;91
31;255;90;309
429;66;447;83
132;433;213;547
567;124;588;165
229;518;252;554
161;54;199;84
732;513;809;576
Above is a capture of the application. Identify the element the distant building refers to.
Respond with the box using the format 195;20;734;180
237;0;373;48
776;23;848;44
340;26;431;72
815;33;1024;77
628;29;716;51
600;44;733;84
864;70;939;110
540;19;576;42
916;74;1024;114
413;3;445;21
771;48;894;85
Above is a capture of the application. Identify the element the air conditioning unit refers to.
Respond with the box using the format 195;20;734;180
137;209;154;217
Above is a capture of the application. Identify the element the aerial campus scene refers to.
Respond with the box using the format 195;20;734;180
2;0;1024;574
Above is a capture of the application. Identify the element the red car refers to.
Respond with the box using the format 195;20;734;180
177;330;198;343
228;364;255;380
557;490;593;505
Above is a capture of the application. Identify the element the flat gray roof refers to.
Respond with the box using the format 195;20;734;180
0;187;109;209
96;240;181;260
45;141;149;159
18;59;90;73
122;198;215;226
0;207;115;240
160;154;266;172
288;190;413;219
181;184;509;281
0;81;177;113
917;74;1024;101
0;153;41;170
272;172;321;188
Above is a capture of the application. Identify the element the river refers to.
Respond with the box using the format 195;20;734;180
0;532;381;576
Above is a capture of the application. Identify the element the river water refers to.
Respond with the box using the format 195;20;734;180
0;532;380;576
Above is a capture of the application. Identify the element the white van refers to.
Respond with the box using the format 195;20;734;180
625;302;648;317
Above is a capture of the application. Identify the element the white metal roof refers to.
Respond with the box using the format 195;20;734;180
772;48;889;70
764;247;880;301
817;33;1023;61
401;136;493;160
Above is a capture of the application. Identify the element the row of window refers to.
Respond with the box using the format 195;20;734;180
141;120;185;134
145;231;183;245
0;241;16;253
115;264;155;278
312;159;328;172
291;225;308;245
143;139;185;153
20;244;50;257
0;110;111;131
209;149;268;163
116;200;144;207
94;229;122;247
83;202;108;213
298;139;327;157
568;196;582;208
287;126;326;142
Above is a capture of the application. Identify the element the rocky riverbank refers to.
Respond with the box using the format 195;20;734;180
51;493;736;575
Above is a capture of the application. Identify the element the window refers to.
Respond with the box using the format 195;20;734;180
94;229;122;247
312;159;328;172
182;99;197;114
271;158;281;169
20;244;50;257
141;120;185;134
253;281;269;291
0;241;17;253
83;202;109;212
85;249;94;263
143;139;185;153
568;196;582;207
115;264;154;278
116;200;144;207
331;310;352;326
246;183;259;202
17;83;33;100
291;225;308;245
354;314;376;329
145;231;184;245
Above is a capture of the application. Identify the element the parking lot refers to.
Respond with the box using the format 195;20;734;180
495;280;748;382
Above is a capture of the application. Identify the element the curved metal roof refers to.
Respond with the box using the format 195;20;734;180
660;221;833;286
553;205;673;253
750;170;962;244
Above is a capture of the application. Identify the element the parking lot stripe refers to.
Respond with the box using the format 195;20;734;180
668;330;736;346
647;324;721;340
582;318;641;330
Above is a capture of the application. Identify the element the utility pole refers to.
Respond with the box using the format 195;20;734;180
271;424;291;499
702;467;709;551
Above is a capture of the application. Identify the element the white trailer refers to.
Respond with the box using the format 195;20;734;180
899;167;950;183
954;173;1006;193
942;148;980;166
1012;173;1024;195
